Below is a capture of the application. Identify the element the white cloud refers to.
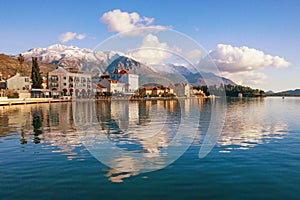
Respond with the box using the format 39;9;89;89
129;34;180;64
221;71;267;85
209;44;290;73
199;44;291;86
59;32;86;43
100;9;167;35
59;32;77;43
184;49;202;60
76;34;86;40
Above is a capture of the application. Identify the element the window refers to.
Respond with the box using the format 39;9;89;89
51;76;58;81
63;83;67;86
63;76;67;80
51;83;58;87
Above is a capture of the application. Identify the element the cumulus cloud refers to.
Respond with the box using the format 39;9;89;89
209;44;290;73
184;49;202;60
129;34;180;64
198;44;291;86
100;9;167;35
59;32;86;43
221;71;267;85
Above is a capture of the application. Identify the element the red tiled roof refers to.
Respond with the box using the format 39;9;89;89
93;83;107;89
108;79;118;83
144;87;154;90
113;69;132;74
97;83;106;88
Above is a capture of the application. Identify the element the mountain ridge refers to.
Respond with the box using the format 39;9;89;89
15;44;236;86
272;89;300;96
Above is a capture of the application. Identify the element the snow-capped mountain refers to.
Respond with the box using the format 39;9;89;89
21;44;123;73
20;44;236;86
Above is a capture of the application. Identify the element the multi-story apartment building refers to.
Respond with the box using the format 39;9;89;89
110;69;139;93
48;67;92;98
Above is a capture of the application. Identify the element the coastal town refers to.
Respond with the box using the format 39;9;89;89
0;56;207;106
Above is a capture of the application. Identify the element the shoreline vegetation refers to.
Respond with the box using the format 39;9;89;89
0;84;270;106
194;84;266;98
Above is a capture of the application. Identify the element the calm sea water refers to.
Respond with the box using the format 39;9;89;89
0;97;299;200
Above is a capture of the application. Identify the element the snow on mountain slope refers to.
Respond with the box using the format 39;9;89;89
19;44;236;85
21;44;123;71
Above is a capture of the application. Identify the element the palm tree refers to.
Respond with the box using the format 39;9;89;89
17;54;25;75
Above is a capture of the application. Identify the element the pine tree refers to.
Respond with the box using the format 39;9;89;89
31;57;42;89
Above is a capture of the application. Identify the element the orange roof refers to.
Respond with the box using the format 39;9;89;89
144;87;153;90
113;69;132;74
98;84;106;88
108;79;118;83
93;83;107;89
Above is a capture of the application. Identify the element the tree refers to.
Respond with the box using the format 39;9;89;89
32;110;43;144
31;57;42;89
200;85;210;96
17;54;25;75
135;88;146;98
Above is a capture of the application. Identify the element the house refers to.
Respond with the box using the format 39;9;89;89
93;83;107;93
145;87;153;95
6;73;32;91
172;83;191;97
92;83;107;97
193;89;206;97
99;78;125;93
152;87;166;96
110;69;139;93
5;73;32;98
48;67;92;98
142;86;174;97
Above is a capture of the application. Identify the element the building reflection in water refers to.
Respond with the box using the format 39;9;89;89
74;100;199;182
0;97;290;182
0;103;78;160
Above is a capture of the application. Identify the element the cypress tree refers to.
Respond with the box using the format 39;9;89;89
31;57;42;89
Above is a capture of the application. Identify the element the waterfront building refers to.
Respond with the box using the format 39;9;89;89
99;78;125;93
48;67;92;98
144;87;153;96
6;73;32;91
110;69;139;93
172;83;191;97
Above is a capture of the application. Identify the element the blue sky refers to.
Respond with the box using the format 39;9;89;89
0;0;299;91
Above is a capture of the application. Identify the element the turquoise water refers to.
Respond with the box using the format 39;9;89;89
0;97;299;199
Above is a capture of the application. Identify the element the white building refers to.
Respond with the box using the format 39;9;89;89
48;67;92;97
172;83;191;97
6;73;32;91
110;69;139;93
99;78;125;93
